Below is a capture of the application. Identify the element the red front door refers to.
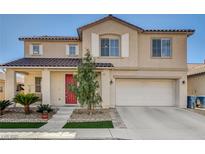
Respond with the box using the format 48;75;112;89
65;74;77;104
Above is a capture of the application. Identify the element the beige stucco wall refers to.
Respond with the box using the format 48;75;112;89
81;19;188;70
5;69;16;101
0;80;5;100
24;71;42;94
188;74;205;96
82;20;139;68
138;33;187;70
24;41;82;58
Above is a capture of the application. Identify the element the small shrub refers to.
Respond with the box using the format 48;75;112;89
14;93;39;114
37;104;53;113
0;100;12;115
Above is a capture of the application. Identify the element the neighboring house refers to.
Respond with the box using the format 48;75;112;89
188;63;205;96
0;72;5;100
0;15;194;108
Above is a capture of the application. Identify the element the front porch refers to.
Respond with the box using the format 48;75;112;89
5;68;111;108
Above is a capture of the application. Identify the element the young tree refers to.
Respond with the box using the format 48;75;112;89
69;50;102;113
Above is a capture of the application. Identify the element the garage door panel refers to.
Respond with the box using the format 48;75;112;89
116;79;175;106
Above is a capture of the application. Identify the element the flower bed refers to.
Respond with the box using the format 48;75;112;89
67;108;126;128
0;107;57;122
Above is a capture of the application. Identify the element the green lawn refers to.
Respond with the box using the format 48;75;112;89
63;121;114;128
0;122;47;129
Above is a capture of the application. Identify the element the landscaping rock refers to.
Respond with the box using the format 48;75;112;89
0;107;57;122
68;108;126;128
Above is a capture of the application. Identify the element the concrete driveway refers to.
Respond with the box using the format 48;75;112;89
110;107;205;139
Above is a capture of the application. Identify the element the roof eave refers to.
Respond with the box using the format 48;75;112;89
77;15;144;38
0;66;113;70
18;37;81;41
143;30;195;36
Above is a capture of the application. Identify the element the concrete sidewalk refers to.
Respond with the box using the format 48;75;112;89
2;128;205;140
2;107;205;139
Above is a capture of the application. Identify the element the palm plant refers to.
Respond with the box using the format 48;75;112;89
37;104;53;113
0;100;12;115
13;93;39;114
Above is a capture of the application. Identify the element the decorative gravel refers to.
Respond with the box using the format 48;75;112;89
69;109;111;122
0;107;57;122
69;108;126;128
109;108;127;128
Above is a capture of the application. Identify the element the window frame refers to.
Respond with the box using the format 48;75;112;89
35;77;42;93
32;44;40;55
68;44;78;56
100;35;121;57
0;86;3;93
151;38;172;58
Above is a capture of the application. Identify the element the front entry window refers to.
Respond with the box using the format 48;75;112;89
35;77;42;93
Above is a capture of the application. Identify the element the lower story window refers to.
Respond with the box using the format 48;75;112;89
0;86;3;93
35;77;42;93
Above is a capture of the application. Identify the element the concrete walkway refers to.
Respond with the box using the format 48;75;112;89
39;107;73;131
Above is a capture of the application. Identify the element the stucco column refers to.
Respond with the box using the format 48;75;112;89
101;70;111;108
177;75;187;108
5;69;16;101
41;69;51;105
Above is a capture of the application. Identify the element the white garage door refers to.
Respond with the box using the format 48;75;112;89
116;79;175;106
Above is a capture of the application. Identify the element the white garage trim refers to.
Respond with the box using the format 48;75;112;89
116;79;176;106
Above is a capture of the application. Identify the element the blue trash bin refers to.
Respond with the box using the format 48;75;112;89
187;96;196;109
197;96;205;108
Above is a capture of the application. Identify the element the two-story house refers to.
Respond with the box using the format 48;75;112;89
1;15;194;108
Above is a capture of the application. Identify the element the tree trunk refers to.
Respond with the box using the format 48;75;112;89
87;104;92;115
24;105;30;114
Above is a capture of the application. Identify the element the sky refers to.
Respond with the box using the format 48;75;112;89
0;14;204;65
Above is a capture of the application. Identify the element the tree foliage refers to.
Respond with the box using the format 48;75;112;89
69;51;102;111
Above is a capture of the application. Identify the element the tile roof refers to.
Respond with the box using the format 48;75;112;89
144;29;195;33
1;58;114;68
188;63;205;76
19;36;80;41
77;15;144;36
19;15;195;41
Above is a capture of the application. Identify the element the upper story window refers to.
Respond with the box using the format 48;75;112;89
152;38;171;58
33;44;40;55
30;44;43;55
100;35;120;57
66;44;79;56
69;44;77;56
